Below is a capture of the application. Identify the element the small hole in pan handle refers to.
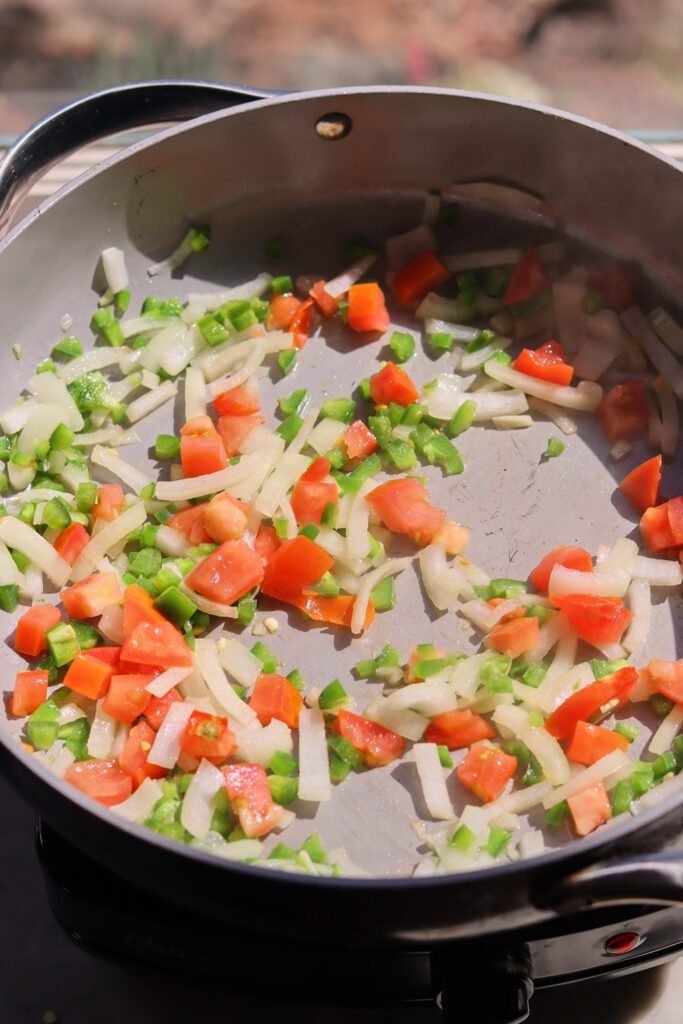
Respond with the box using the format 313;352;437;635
315;113;353;141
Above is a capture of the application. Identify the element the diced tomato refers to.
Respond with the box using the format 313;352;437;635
646;659;683;704
330;708;405;767
597;381;649;442
102;674;154;724
488;616;540;658
249;673;303;729
309;280;339;317
204;491;248;542
181;710;235;762
60;572;123;620
291;592;375;631
122;584;168;640
63;652;115;700
254;524;280;564
186;539;264;606
166;504;212;545
343;419;378;460
640;503;677;553
121;620;193;670
216;414;264;456
513;341;573;386
222;762;283;837
92;483;124;522
290;298;315;349
551;593;632;645
53;522;90;565
529;546;593;594
65;759;133;806
86;646;122;667
261;535;334;602
212;384;261;416
566;720;629;766
144;688;183;730
393;250;450;307
424;709;496;749
567;781;612;837
545;667;638;740
180;416;228;477
369;362;419;407
432;520;470;556
290;457;339;526
588;269;633;311
118;721;167;788
366;478;446;545
347;282;390;334
267;293;302;331
503;250;550;305
14;605;61;657
11;671;48;717
619;456;662;515
456;742;517;803
667;496;683;545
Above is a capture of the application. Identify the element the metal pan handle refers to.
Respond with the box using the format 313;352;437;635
0;79;273;231
541;851;683;913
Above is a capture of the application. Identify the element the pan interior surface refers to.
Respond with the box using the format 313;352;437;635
0;90;681;882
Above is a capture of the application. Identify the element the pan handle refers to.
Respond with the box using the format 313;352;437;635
0;79;274;231
539;850;683;913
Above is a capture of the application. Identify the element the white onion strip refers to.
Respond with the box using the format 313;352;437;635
649;306;683;357
621;305;683;399
194;639;256;725
541;750;630;808
147;701;195;768
126;380;178;423
649;704;683;757
622;578;651;655
155;453;262;501
180;758;225;839
325;253;376;298
493;704;570;785
91;445;152;495
351;557;412;634
112;778;164;823
0;517;71;587
413;743;453;820
87;702;118;759
70;501;147;581
146;666;194;698
217;638;262;689
527;397;577;435
185;366;207;420
297;707;331;803
484;359;603;410
548;564;629;599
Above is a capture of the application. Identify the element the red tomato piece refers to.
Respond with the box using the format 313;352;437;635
598;381;650;442
640;503;677;553
347;282;390;334
60;572;123;620
343;419;378;460
261;535;334;602
249;673;303;729
503;249;550;305
222;762;283;837
513;341;573;386
53;522;90;565
291;593;375;631
588;269;633;311
212;384;261;416
330;708;405;767
180;416;228;477
102;674;154;724
545;667;637;740
529;546;593;594
14;605;61;657
11;671;49;717
118;721;167;788
181;710;235;762
166;504;212;545
63;652;115;700
619;455;662;515
369;362;419;407
666;496;683;546
457;743;517;803
86;646;122;667
309;280;339;317
121;620;193;670
267;293;302;331
290;458;339;526
203;491;248;542
290;298;315;349
186;539;264;606
122;584;168;640
254;524;280;565
567;781;612;837
424;709;496;749
551;593;632;645
144;688;183;730
646;659;683;704
566;720;629;766
488;616;540;658
366;478;446;545
393;250;450;307
65;759;133;806
92;483;124;522
216;414;264;456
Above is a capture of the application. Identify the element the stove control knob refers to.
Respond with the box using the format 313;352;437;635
432;945;533;1024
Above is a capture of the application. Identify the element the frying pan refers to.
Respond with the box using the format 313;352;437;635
0;82;682;957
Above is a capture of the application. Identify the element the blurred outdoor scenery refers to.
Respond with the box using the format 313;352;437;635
0;0;683;134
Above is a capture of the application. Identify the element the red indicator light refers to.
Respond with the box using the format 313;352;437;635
603;931;642;955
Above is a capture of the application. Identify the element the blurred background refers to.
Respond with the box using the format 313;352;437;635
0;0;683;134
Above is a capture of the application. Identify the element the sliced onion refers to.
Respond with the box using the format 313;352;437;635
18;404;73;458
185;365;207;421
208;339;267;399
537;661;594;714
449;653;495;700
217;637;262;688
325;253;377;298
621;305;683;399
385;224;436;272
152;525;187;558
413;743;453;820
181;584;239;619
155;452;262;501
91;445;152;495
380;680;458;718
525;611;568;662
120;315;174;341
655;378;680;458
595;537;638;575
364;700;428;740
541;632;578;691
112;777;164;823
486;780;554;819
305;417;347;456
187;275;272;313
345;481;373;560
548;564;629;599
160;324;204;377
21;563;43;600
459;599;498;632
180;758;225;839
459;335;514;373
418;545;471;611
649;306;683;358
147;701;195;768
631;555;683;587
126;379;178;424
493;704;570;785
255;451;310;518
622;578;651;655
424;319;479;342
0;517;70;587
443;248;522;273
484;359;603;410
74;427;140;448
610;440;632;460
101;246;128;294
527;397;577;435
194;332;291;383
493;415;533;430
146;666;194;698
416;293;474;323
235;719;293;767
57;347;125;385
98;603;124;644
351;557;412;635
541;750;630;808
194;639;256;725
574;309;626;381
470;390;529;421
87;701;118;758
71;501;147;581
28;372;84;431
298;707;331;802
649;704;683;757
